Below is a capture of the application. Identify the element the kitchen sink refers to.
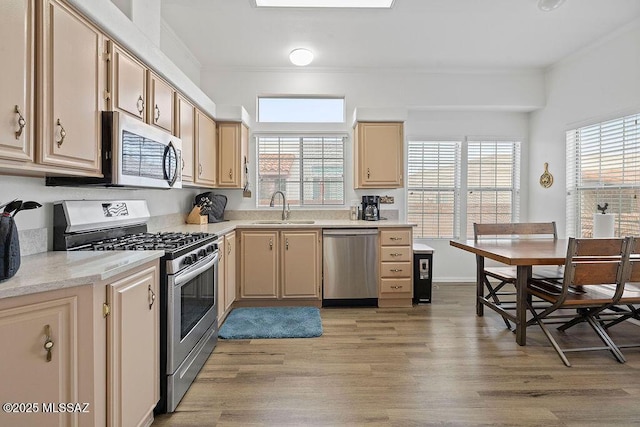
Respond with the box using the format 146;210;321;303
252;220;315;224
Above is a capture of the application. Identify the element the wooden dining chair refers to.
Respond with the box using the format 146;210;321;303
526;237;630;367
473;222;562;329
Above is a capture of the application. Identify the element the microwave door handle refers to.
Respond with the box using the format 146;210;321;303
163;141;179;187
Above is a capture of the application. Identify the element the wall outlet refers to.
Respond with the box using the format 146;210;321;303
380;196;394;204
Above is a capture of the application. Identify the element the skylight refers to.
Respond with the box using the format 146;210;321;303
253;0;394;8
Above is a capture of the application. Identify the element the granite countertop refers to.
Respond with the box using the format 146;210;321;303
0;250;164;300
152;219;417;235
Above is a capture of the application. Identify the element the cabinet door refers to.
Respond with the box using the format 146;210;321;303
194;109;217;187
110;41;147;121
217;122;244;188
356;122;403;188
38;0;103;173
0;0;33;162
107;264;159;427
148;71;174;133
177;95;195;183
281;230;321;299
0;296;78;427
216;236;226;322
225;231;237;310
240;231;278;299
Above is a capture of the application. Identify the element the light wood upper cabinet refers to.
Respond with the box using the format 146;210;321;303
217;122;248;188
176;95;195;184
107;263;159;427
37;0;103;173
195;109;217;187
108;41;147;121
0;0;34;163
281;230;321;299
239;230;278;299
224;231;237;311
148;71;174;134
354;122;404;188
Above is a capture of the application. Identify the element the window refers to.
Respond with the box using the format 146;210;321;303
407;141;461;238
257;97;345;123
566;113;640;237
466;140;521;237
407;138;520;239
257;136;344;206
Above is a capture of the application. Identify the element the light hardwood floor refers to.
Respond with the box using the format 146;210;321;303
153;283;640;426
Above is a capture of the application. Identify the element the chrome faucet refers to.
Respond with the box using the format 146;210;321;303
269;191;290;220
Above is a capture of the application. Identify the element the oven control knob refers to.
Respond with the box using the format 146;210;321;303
198;249;207;258
206;245;214;253
183;256;193;266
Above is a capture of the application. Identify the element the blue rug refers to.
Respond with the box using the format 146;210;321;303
219;306;323;339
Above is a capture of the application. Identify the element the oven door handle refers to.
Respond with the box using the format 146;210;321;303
174;252;219;287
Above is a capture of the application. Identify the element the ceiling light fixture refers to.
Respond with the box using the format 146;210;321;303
289;48;314;66
538;0;566;12
253;0;394;8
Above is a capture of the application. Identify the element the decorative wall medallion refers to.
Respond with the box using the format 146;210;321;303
539;162;553;188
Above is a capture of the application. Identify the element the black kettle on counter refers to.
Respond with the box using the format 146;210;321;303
0;200;42;281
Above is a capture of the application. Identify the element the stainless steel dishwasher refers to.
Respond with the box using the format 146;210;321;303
322;229;379;306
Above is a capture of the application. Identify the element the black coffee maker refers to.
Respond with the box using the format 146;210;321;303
361;195;381;221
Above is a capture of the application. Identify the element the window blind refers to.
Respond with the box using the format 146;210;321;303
466;140;520;237
407;141;461;238
566;113;640;237
257;136;345;206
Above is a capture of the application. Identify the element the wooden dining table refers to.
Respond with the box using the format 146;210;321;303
450;238;568;345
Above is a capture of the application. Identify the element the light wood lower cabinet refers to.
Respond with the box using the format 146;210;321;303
224;231;237;311
216;236;226;322
0;260;160;427
106;264;159;427
379;228;413;307
239;229;321;300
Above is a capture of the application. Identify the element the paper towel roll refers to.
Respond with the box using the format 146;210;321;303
593;213;615;238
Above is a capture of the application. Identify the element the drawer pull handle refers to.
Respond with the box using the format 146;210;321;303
137;95;144;115
367;168;371;179
181;158;185;171
198;164;203;176
15;105;26;139
229;168;233;179
269;238;273;250
56;119;66;147
44;325;54;362
390;285;403;290
155;104;161;123
390;253;402;257
390;268;403;272
285;238;289;250
390;237;402;241
148;285;156;310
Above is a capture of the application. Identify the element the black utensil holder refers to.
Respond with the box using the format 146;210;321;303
0;214;21;281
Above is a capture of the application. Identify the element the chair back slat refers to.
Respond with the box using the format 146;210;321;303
474;222;557;241
571;262;622;286
572;238;626;257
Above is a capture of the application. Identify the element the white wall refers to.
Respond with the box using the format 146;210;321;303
200;69;539;281
529;20;640;237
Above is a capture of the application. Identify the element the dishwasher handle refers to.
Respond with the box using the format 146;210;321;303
323;229;378;237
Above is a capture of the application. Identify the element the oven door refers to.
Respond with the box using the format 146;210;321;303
167;251;218;373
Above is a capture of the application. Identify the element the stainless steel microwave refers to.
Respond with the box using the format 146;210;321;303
46;111;182;189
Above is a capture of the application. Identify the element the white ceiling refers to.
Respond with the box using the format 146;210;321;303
160;0;640;71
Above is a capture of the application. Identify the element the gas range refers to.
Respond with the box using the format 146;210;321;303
53;199;220;413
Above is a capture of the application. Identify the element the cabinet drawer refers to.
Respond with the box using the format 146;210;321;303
380;246;412;262
381;262;411;278
380;278;412;294
380;229;411;246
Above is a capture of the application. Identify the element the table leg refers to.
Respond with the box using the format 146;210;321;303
475;255;485;316
515;265;532;346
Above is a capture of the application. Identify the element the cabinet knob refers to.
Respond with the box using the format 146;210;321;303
181;158;185;171
229;168;232;179
285;238;289;250
44;324;54;362
367;168;370;179
14;105;26;139
155;104;160;123
56;119;66;147
198;164;203;176
269;238;273;250
136;95;144;115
